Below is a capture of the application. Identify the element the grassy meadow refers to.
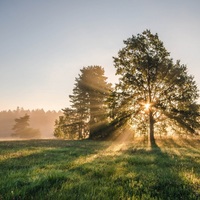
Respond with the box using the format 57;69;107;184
0;137;199;199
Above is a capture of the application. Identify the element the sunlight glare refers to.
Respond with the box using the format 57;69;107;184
144;103;150;110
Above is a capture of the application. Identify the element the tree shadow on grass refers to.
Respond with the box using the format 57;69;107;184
0;139;199;199
51;140;199;200
0;139;111;199
30;140;200;200
119;140;200;199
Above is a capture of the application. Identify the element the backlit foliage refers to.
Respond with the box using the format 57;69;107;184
110;30;200;139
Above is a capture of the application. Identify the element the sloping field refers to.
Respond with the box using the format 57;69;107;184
0;137;199;199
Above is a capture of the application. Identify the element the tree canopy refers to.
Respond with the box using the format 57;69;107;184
110;30;200;145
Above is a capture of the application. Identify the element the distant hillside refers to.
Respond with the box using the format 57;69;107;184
0;107;63;138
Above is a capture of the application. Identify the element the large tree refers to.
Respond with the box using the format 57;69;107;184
55;66;112;139
111;30;200;146
70;66;112;139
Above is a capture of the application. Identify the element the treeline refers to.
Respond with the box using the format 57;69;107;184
0;107;62;139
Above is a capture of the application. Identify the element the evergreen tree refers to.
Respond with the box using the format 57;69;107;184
111;30;200;146
74;66;112;139
54;66;112;139
12;114;41;138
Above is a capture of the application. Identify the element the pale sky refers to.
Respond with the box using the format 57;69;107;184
0;0;200;111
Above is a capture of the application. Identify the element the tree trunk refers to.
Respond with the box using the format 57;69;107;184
149;110;155;147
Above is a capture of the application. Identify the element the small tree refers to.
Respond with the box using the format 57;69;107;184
111;30;200;146
12;114;41;138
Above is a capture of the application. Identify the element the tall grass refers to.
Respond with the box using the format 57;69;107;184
0;138;199;199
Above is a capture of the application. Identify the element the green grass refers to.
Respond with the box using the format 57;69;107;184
0;137;199;200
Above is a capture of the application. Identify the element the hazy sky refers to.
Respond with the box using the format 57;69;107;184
1;0;200;111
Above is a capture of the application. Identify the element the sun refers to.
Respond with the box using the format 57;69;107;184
144;103;150;110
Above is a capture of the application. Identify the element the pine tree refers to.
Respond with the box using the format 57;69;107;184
54;66;112;139
70;66;112;139
12;114;41;138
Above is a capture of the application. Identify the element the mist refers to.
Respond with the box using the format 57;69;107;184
0;107;62;140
